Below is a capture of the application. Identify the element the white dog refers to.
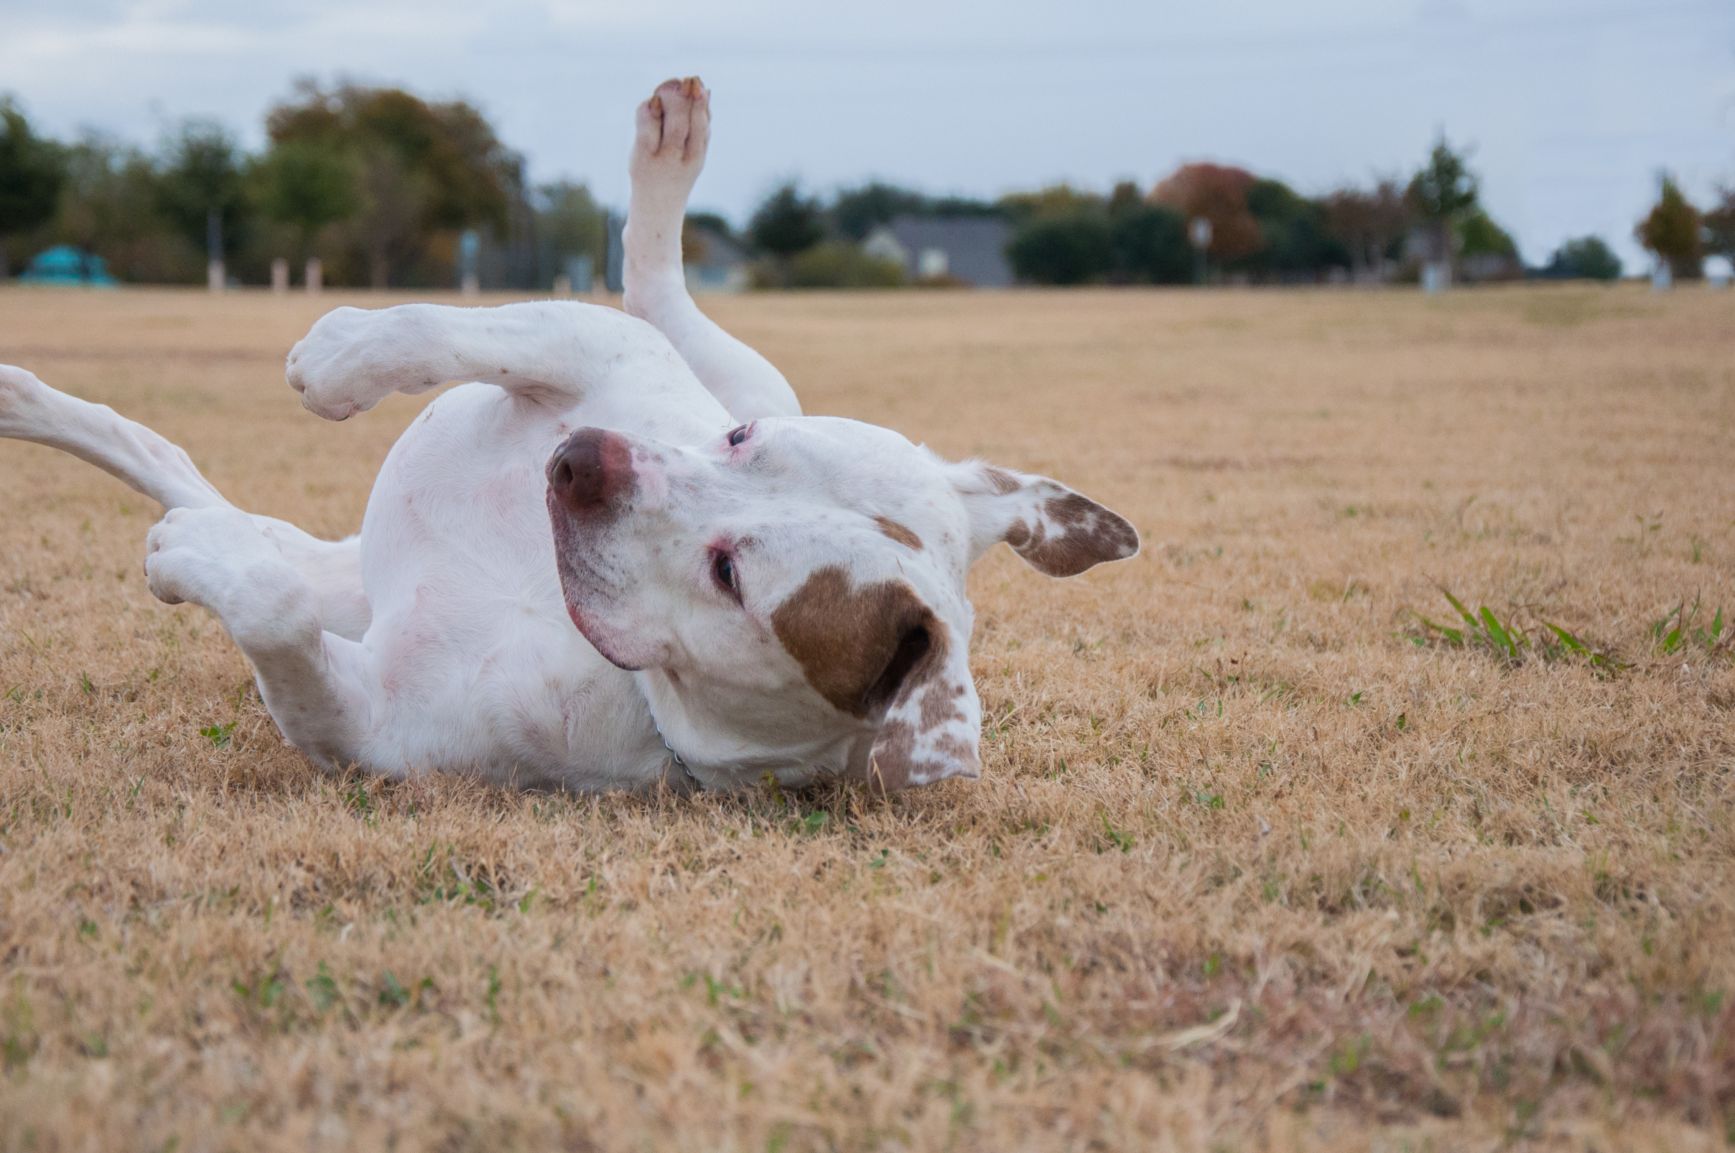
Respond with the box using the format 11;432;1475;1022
0;79;1137;793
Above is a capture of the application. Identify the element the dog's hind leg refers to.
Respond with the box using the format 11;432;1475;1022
0;363;228;510
623;78;802;421
0;364;370;639
145;505;380;770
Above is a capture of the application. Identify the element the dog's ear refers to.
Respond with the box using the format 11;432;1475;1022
951;462;1140;577
865;617;982;791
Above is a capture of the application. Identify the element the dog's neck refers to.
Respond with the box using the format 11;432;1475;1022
637;669;870;791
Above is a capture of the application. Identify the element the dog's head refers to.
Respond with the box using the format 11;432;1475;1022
544;416;1137;790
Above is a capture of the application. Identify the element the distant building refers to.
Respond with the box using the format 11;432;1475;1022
862;216;1014;287
684;225;751;294
601;215;750;294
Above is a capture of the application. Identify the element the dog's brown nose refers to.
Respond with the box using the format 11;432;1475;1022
547;428;634;516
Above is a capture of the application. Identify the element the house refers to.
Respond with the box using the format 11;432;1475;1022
684;225;751;293
861;216;1014;287
601;215;750;294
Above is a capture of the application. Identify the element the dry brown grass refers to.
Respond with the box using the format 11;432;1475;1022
2;284;1733;1151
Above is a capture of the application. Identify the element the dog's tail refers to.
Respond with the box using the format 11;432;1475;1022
0;363;230;511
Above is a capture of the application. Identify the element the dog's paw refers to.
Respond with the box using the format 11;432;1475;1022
287;306;431;421
629;77;709;200
145;507;283;612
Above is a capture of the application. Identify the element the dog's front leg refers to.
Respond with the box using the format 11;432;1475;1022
623;78;802;422
286;301;709;422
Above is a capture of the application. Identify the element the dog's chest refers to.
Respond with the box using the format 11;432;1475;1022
356;386;664;787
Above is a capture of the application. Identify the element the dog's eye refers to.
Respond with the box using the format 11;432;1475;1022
711;550;740;600
727;425;750;447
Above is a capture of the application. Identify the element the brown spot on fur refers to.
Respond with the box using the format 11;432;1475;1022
874;516;923;550
772;566;939;717
867;707;978;793
1007;493;1140;577
982;465;1022;495
920;678;967;730
869;719;917;791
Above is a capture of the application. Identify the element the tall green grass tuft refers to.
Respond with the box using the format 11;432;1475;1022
1412;588;1625;674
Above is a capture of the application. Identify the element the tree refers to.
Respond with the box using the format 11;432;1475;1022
1321;180;1410;279
155;119;248;266
1149;163;1262;265
52;134;201;283
1457;209;1517;260
0;98;64;278
1107;180;1145;219
748;183;824;285
534;182;610;287
830;181;928;241
1635;175;1703;280
1700;186;1735;263
787;242;905;288
685;210;733;239
999;184;1104;224
1455;207;1522;281
1007;212;1113;285
264;81;522;287
925;195;1000;219
1239;178;1346;281
1406;135;1479;269
1539;236;1622;281
252;137;359;264
1108;204;1191;284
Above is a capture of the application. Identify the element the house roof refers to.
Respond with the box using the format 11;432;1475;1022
870;215;1014;287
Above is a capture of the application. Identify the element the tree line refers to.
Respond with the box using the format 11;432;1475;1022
2;85;1729;288
0;84;603;289
741;138;1731;287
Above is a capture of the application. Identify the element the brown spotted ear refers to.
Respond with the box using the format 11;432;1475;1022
953;463;1140;576
772;565;981;791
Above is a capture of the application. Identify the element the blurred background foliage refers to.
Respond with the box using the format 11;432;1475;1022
1;85;1725;289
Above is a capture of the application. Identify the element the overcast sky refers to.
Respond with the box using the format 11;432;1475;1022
3;0;1732;271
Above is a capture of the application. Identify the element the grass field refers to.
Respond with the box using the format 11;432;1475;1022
1;283;1732;1151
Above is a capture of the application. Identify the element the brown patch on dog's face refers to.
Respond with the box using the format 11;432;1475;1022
1007;491;1141;577
771;565;938;718
873;515;923;551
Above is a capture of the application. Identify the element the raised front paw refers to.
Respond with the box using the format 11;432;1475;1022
287;305;434;421
629;77;710;203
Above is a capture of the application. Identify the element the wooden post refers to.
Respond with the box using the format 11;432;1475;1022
206;208;224;293
271;258;289;294
305;257;323;294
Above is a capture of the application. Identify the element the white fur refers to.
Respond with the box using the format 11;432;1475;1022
0;79;1137;794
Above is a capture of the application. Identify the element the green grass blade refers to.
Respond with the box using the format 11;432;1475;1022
1479;606;1517;658
1440;589;1478;629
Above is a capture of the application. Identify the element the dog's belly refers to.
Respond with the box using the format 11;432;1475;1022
348;383;662;787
